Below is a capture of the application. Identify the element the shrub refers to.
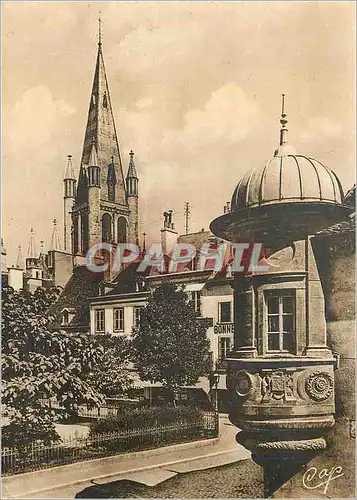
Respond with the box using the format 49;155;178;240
89;405;204;436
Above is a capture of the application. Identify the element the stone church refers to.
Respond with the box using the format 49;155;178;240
3;30;139;293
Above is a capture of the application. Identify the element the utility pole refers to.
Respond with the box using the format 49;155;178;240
184;202;191;235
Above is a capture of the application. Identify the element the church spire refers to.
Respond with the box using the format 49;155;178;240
64;154;76;180
50;218;61;251
16;245;24;270
27;228;36;258
127;150;138;178
98;12;102;47
80;19;126;204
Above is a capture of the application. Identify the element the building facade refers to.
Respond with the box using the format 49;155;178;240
3;26;139;294
88;223;236;408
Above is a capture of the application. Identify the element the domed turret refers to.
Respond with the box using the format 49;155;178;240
210;95;351;247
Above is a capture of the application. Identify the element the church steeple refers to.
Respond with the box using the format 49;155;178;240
80;24;126;205
72;19;139;257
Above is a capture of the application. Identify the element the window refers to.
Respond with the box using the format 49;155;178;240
190;291;202;316
95;309;105;332
266;293;296;353
133;307;142;328
219;301;232;323
102;214;112;243
62;310;69;325
113;308;124;332
219;337;232;360
117;217;128;244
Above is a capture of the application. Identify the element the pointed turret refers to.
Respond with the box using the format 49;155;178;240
8;245;24;291
64;154;76;180
25;228;42;287
16;245;24;270
127;150;138;178
64;155;77;252
80;25;126;204
126;150;139;245
27;228;36;258
50;218;61;251
126;150;138;196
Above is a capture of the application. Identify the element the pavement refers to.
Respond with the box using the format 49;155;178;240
2;415;251;499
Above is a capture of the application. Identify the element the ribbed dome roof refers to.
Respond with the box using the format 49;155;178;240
231;153;344;212
210;95;351;247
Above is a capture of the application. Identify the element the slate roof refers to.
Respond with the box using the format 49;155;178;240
47;265;103;331
314;185;355;239
105;258;150;295
177;230;213;248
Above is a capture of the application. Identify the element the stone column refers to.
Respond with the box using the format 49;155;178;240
304;237;332;358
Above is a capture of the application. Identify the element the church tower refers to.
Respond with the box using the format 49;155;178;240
71;20;139;259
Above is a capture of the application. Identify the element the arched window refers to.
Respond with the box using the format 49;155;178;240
73;215;79;254
81;213;89;253
117;217;128;244
102;213;112;243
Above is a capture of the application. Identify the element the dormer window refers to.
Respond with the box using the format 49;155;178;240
61;308;76;326
62;310;69;325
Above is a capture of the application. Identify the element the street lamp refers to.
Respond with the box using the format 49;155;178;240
210;373;220;412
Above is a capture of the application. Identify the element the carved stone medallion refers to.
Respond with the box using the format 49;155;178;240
261;370;296;403
235;370;253;397
305;371;333;401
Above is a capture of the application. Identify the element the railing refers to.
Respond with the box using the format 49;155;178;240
2;412;219;476
37;400;125;421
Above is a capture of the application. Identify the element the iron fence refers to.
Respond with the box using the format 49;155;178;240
2;411;218;476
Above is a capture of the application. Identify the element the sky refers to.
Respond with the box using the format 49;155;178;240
2;1;356;266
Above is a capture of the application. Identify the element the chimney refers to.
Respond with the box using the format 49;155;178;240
223;201;231;214
161;210;178;255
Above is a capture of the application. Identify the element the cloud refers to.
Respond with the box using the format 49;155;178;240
6;86;75;156
300;116;343;143
178;84;260;146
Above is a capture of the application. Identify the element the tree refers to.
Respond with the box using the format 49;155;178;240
86;333;133;398
131;282;212;403
1;285;129;446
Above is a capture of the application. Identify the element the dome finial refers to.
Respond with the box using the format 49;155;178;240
279;93;288;146
274;94;295;157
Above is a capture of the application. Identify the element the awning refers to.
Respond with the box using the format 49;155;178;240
184;283;205;292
